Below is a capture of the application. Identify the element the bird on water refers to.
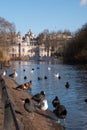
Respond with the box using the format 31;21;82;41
52;96;60;108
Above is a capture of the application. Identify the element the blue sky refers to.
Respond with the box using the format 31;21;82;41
0;0;87;36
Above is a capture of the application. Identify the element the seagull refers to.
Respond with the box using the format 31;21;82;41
48;67;51;71
3;71;7;76
54;73;61;79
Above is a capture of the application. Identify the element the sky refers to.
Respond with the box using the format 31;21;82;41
0;0;87;36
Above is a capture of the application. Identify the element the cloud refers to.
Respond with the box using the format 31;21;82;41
80;0;87;6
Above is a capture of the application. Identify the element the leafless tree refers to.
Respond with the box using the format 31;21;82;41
0;17;16;66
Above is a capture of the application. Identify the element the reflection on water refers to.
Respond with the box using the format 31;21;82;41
10;60;87;130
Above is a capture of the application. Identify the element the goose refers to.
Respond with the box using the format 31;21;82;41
32;91;45;103
52;96;60;108
9;71;18;78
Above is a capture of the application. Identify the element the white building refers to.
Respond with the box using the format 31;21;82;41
6;30;49;60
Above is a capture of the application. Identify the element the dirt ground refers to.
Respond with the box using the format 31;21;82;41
0;69;64;130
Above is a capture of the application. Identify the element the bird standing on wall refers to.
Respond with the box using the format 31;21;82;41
9;70;18;78
32;91;45;103
24;98;36;119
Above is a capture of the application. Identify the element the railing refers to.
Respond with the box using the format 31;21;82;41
0;77;21;130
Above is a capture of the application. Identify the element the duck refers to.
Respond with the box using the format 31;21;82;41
24;76;27;80
84;99;87;103
24;82;32;90
24;98;36;119
44;76;48;79
53;104;67;124
9;71;18;78
65;81;70;88
32;91;45;103
15;84;26;90
38;77;42;80
39;98;48;111
37;67;40;69
15;81;32;90
52;96;60;108
23;69;25;72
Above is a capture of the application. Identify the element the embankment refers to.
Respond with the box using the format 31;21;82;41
0;75;63;130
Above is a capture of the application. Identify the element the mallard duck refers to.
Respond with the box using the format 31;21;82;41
32;91;45;103
53;103;67;124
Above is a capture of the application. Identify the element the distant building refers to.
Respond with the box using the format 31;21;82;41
1;30;72;60
6;30;39;60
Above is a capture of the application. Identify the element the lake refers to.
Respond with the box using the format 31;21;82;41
10;60;87;130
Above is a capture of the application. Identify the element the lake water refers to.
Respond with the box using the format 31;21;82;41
10;60;87;130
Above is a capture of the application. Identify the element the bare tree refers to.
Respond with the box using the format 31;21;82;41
0;17;16;66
